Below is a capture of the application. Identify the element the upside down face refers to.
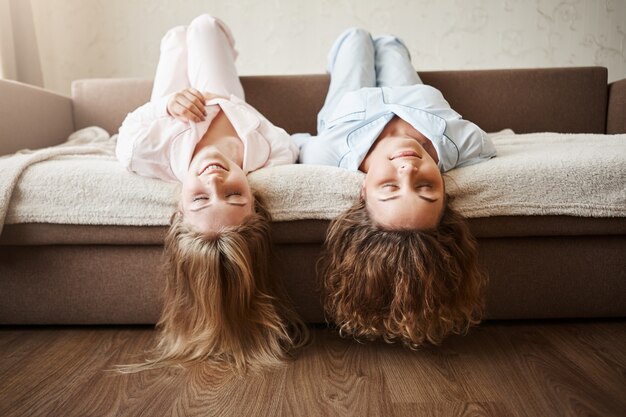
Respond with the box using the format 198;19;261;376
361;136;445;231
181;147;253;235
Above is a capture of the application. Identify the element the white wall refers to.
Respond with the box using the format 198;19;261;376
29;0;626;95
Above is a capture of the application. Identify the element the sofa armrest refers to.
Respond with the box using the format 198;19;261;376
0;79;74;156
607;78;626;134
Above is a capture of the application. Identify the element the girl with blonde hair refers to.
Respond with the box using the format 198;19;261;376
116;14;307;371
297;28;495;347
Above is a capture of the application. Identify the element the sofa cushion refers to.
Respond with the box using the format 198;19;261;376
608;78;626;134
72;68;609;136
72;75;328;137
420;67;608;134
4;129;625;236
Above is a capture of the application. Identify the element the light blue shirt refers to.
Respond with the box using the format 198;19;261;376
296;85;496;172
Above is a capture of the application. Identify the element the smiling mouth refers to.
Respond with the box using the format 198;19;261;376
200;162;228;174
390;150;421;160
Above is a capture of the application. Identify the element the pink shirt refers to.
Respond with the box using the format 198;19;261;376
116;94;298;182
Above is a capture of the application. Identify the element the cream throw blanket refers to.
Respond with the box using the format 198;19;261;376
1;127;625;234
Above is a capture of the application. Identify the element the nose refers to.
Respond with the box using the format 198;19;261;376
398;163;418;175
203;173;224;191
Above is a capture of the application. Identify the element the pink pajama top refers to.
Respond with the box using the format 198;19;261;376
116;94;298;182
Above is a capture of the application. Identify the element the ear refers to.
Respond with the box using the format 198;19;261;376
359;182;366;201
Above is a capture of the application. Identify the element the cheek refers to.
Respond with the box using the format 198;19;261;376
365;163;393;182
362;172;378;194
364;193;380;212
238;177;252;197
180;179;191;197
181;177;198;194
423;164;443;183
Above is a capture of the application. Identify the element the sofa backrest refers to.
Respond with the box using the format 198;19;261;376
607;78;626;134
72;67;608;135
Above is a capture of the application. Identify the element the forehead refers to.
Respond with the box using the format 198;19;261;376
366;194;443;230
184;204;253;233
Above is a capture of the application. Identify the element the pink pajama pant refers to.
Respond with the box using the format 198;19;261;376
150;14;244;102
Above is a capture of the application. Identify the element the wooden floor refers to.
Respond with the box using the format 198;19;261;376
0;320;624;417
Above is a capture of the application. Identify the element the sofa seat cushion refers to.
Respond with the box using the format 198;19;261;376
2;128;625;238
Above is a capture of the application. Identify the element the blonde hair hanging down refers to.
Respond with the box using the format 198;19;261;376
119;196;308;373
320;197;487;348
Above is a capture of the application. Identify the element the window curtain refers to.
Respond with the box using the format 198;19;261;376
0;0;42;86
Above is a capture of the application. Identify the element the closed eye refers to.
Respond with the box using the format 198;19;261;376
193;195;209;202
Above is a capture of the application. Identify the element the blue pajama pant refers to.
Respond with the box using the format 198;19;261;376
317;28;422;134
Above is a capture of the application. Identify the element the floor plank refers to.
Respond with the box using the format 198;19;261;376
392;402;509;417
378;334;498;404
282;329;394;417
505;325;620;416
168;363;287;417
52;329;188;417
0;321;624;417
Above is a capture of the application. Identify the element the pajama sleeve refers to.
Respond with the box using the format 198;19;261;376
291;133;313;150
298;134;344;167
116;95;187;181
228;95;299;166
259;121;299;166
443;118;496;170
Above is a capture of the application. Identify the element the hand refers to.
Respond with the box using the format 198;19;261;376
166;88;207;123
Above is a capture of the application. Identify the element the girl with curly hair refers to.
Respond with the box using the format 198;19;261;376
297;28;496;347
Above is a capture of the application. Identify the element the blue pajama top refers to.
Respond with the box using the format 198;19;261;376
295;85;496;172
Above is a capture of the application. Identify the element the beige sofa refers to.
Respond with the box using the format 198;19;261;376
1;66;625;324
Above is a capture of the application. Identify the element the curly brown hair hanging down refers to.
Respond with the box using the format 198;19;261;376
119;196;308;373
319;197;486;348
